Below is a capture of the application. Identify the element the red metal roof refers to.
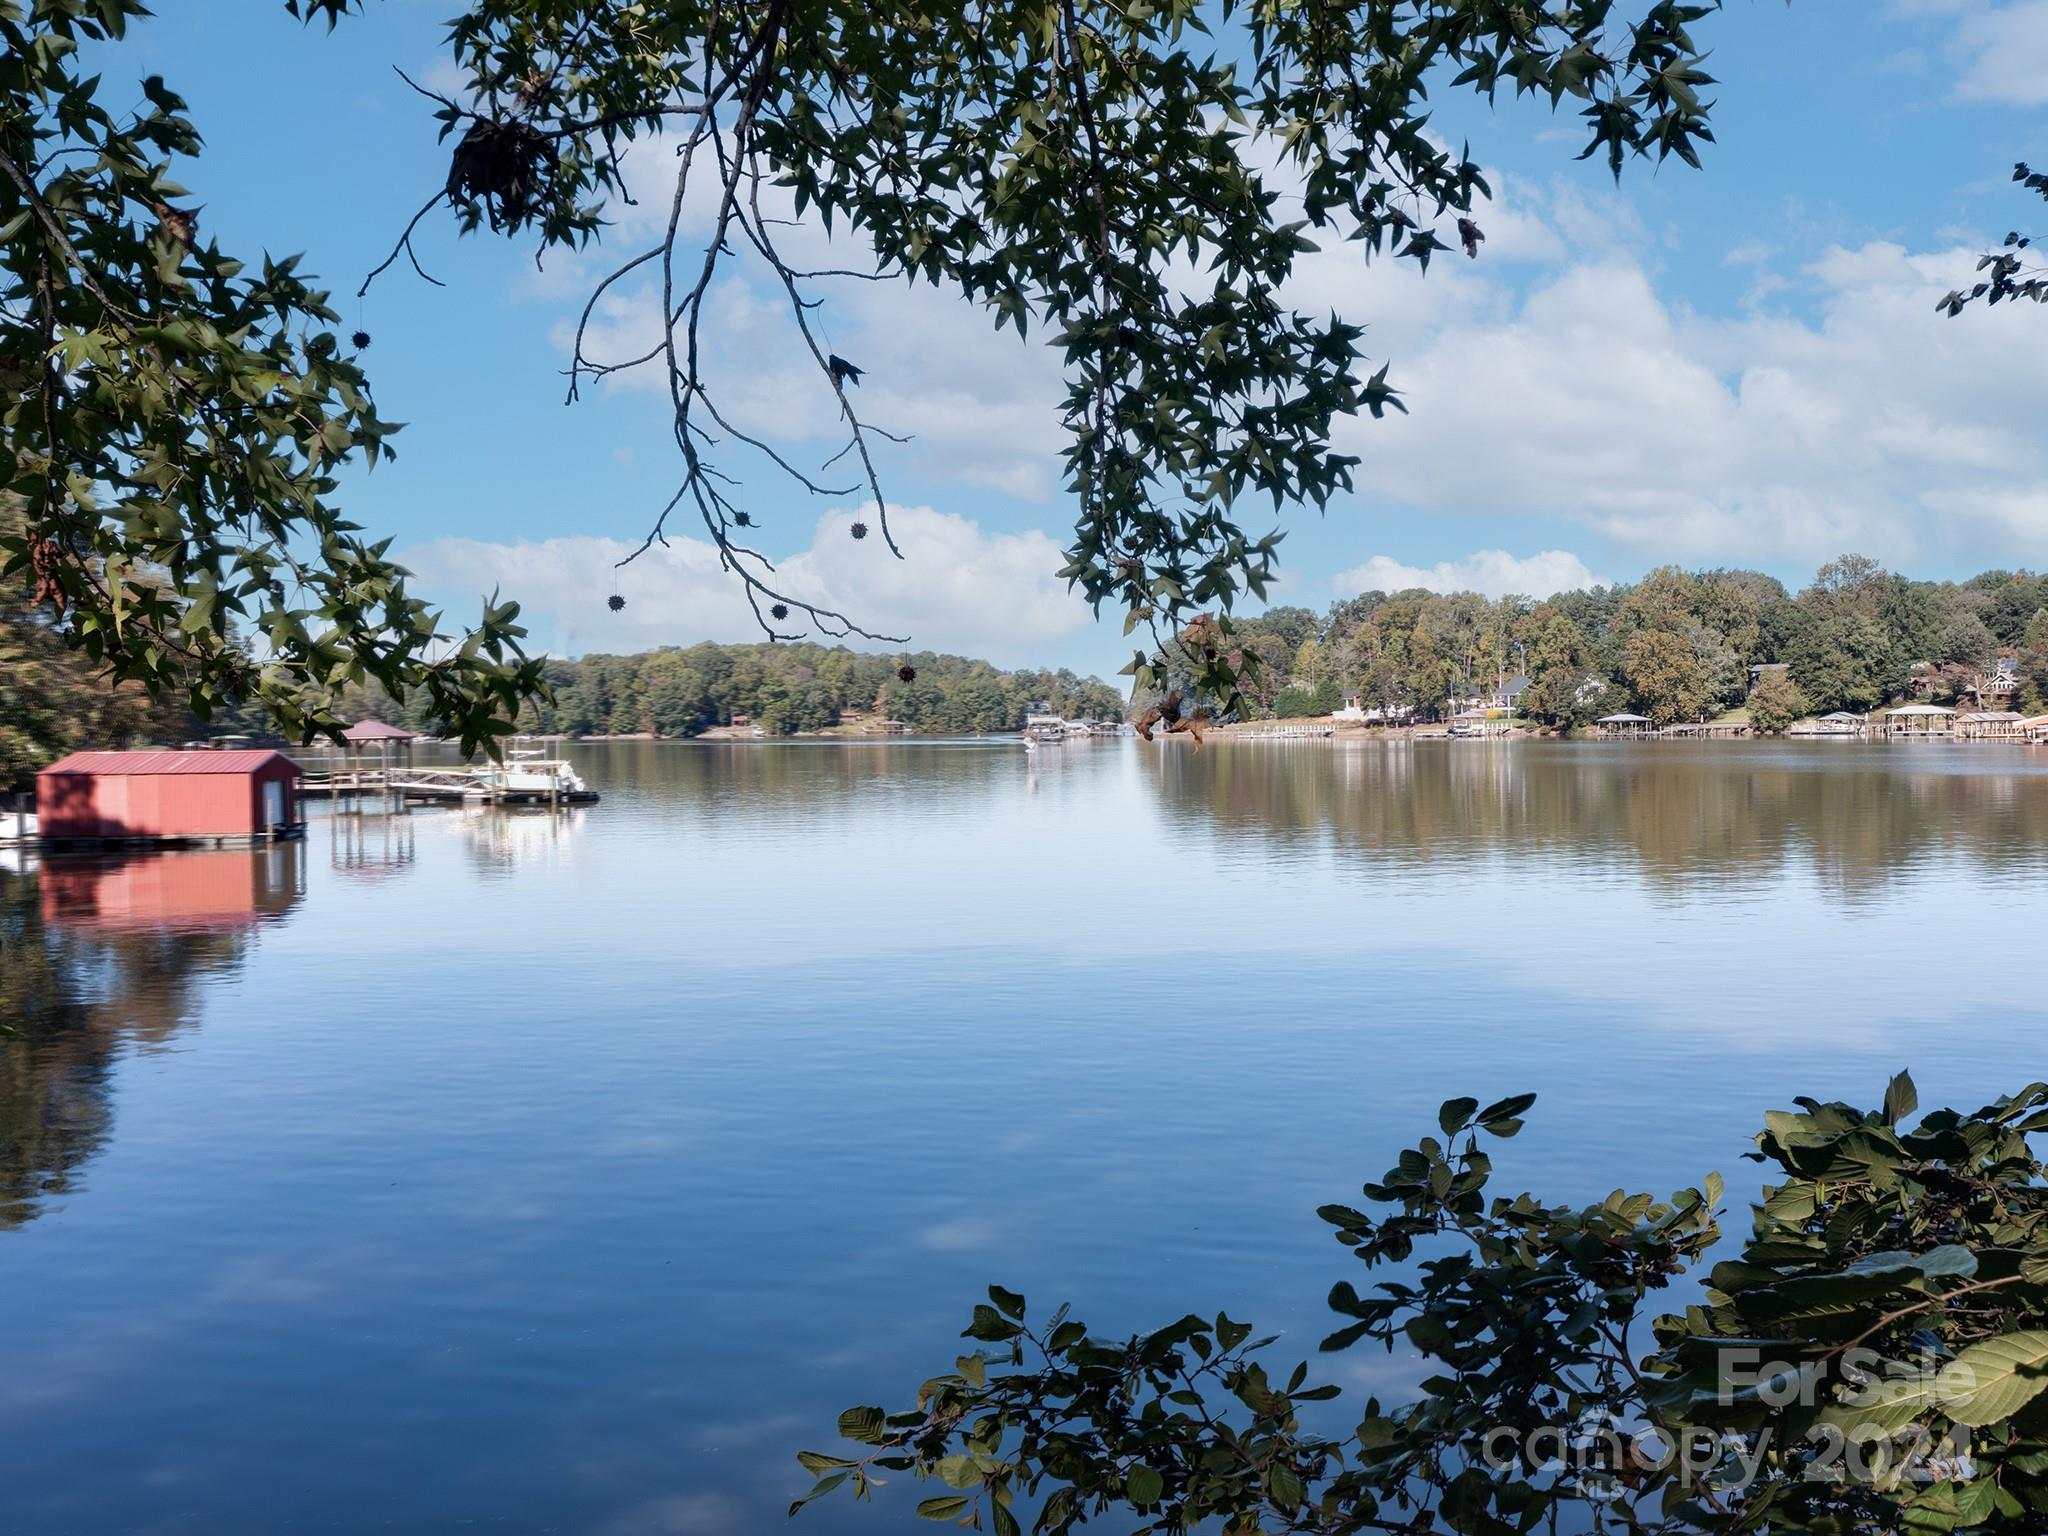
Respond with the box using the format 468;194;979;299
39;749;298;776
342;719;418;741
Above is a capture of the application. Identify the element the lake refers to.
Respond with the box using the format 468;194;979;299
4;738;2048;1533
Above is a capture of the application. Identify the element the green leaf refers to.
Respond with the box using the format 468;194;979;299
1127;1465;1163;1505
916;1494;971;1520
1905;1246;1978;1280
1820;1370;1945;1435
1438;1097;1478;1135
1477;1092;1537;1129
1883;1071;1919;1126
1047;1320;1087;1353
964;1304;1019;1342
1936;1331;2048;1427
787;1471;848;1513
837;1405;886;1444
1269;1463;1305;1506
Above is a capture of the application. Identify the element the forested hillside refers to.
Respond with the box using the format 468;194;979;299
350;643;1128;739
1177;557;2048;726
4;491;1121;783
12;546;2048;792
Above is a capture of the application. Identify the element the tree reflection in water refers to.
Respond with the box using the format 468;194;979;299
1144;739;2048;897
0;844;303;1227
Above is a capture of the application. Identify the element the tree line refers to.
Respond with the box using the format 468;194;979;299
3;501;1124;784
13;549;2048;790
333;643;1129;742
4;597;1126;795
1192;555;2048;728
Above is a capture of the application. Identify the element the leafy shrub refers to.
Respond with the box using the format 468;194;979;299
1749;669;1808;735
796;1076;2048;1533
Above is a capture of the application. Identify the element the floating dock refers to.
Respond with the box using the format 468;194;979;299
1218;723;1337;739
298;767;600;807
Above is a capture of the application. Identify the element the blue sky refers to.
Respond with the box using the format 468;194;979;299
114;2;2048;677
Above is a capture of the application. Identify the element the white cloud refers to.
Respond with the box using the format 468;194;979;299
400;503;1094;664
1924;485;2048;540
527;137;1068;501
530;150;1627;514
1322;237;2048;569
1332;549;1605;600
556;269;1067;500
514;131;2048;599
1945;1;2048;103
1887;0;2048;102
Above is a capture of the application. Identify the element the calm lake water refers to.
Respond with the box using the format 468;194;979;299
4;738;2048;1533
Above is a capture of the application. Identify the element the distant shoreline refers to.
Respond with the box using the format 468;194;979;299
454;717;2048;748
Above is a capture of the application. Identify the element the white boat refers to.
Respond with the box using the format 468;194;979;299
1788;712;1867;739
466;753;593;799
1022;715;1104;744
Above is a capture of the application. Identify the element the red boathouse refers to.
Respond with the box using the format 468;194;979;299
36;751;304;845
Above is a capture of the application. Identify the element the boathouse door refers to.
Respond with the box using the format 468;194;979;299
263;779;286;833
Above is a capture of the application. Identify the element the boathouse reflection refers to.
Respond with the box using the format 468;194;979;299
38;841;305;931
0;843;304;1227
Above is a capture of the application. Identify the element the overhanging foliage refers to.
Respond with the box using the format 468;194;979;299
5;0;1729;737
796;1076;2048;1532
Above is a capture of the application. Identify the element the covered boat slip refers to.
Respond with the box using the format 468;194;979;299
1595;713;1653;736
297;754;599;808
1878;704;1957;738
293;722;600;808
1788;712;1868;737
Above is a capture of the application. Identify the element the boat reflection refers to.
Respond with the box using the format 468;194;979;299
449;803;589;880
306;798;584;881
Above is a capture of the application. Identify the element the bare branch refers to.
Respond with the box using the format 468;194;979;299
358;190;448;298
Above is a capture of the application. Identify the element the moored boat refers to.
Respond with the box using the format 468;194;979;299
466;753;597;802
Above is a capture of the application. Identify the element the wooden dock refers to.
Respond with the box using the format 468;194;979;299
1659;720;1751;739
299;769;599;807
1220;723;1336;739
